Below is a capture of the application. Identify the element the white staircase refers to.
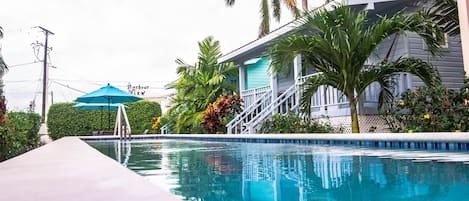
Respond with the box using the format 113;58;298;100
246;83;300;133
226;89;273;134
227;74;319;134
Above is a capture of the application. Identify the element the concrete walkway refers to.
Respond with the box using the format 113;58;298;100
0;137;181;201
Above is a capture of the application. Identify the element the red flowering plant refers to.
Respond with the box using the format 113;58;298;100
201;95;243;134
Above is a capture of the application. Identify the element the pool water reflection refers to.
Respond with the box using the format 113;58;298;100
89;140;469;201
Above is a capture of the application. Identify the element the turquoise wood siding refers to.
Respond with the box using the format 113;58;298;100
245;57;270;90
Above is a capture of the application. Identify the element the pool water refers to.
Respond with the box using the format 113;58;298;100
89;140;469;201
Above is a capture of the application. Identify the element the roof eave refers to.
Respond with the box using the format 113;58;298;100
219;0;397;64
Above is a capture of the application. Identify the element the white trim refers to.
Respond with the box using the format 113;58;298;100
243;58;261;65
239;64;246;91
458;0;469;76
220;21;300;63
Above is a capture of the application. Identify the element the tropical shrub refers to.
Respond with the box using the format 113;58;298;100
201;95;243;134
47;101;162;139
258;112;337;134
0;112;41;161
382;84;469;132
167;36;237;134
0;126;11;161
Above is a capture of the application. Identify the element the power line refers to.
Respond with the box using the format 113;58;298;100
5;79;40;83
8;61;40;68
50;80;86;94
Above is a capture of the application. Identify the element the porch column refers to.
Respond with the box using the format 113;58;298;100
239;64;246;93
294;54;302;110
458;0;469;76
294;54;302;84
270;69;278;103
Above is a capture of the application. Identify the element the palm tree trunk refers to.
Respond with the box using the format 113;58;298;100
349;98;360;133
302;0;308;11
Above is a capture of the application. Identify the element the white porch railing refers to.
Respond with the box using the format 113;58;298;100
240;86;271;108
227;72;409;134
160;124;169;134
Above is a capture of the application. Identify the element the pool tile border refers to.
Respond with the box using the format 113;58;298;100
81;133;469;151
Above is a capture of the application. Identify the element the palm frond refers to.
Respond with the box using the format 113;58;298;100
0;27;7;72
378;57;441;87
300;74;337;117
259;0;271;37
283;0;300;18
269;35;314;75
224;0;236;6
0;56;6;73
272;0;281;21
426;0;459;36
358;57;440;110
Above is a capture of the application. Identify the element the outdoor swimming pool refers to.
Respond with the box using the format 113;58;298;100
89;139;469;201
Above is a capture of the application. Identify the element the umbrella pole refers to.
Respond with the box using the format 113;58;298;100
108;98;111;130
100;106;103;132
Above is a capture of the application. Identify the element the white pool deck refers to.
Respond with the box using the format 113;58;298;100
0;137;182;201
2;133;469;201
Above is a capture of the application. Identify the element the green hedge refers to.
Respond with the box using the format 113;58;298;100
126;100;162;134
47;101;161;140
0;112;41;161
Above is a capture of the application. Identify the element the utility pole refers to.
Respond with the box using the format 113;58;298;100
36;26;54;123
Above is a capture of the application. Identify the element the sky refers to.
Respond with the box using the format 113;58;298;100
0;0;324;113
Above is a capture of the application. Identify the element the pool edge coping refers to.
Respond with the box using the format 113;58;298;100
80;132;469;143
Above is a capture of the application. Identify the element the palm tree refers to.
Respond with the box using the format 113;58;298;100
168;36;237;133
0;26;6;71
224;0;304;37
0;26;7;124
269;6;444;133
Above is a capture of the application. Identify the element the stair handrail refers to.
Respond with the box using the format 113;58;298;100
247;84;299;133
226;88;272;134
245;73;323;133
227;73;322;134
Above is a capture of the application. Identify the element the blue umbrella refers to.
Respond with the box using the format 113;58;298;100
75;83;142;103
73;103;128;131
74;83;143;129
